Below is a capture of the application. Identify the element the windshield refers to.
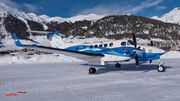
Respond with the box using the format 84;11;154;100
128;40;134;45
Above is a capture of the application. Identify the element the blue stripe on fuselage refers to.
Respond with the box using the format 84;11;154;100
65;45;134;57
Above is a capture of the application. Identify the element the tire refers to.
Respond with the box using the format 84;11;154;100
89;68;96;74
116;63;121;68
157;65;165;72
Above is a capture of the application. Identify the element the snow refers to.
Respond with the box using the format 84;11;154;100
161;51;180;58
0;58;180;101
68;14;104;23
151;7;180;24
45;13;105;23
0;54;82;65
0;39;37;51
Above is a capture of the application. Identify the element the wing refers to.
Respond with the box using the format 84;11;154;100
12;33;104;58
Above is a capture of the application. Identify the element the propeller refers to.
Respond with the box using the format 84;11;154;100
132;34;143;68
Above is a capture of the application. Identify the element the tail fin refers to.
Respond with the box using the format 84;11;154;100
12;33;24;46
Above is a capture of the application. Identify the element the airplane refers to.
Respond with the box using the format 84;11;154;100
12;30;165;74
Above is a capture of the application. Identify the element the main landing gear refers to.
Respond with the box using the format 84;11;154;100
89;65;96;74
115;63;121;68
157;59;165;72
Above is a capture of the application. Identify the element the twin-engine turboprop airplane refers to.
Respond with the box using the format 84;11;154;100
13;30;165;73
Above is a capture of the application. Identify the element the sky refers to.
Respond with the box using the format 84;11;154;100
0;0;179;18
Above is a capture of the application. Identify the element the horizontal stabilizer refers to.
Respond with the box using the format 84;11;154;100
26;30;53;34
26;30;65;36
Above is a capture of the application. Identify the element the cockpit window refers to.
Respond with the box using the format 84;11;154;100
128;40;134;45
121;42;126;46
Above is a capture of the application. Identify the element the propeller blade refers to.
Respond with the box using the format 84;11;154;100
143;48;146;58
133;34;137;48
135;54;139;68
130;51;136;59
150;41;153;46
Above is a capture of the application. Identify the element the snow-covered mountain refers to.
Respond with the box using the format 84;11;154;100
0;3;46;23
0;3;104;24
0;2;104;39
151;7;180;24
40;14;105;23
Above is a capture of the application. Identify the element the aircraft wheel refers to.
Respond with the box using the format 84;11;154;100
89;68;96;74
116;63;121;68
157;65;165;72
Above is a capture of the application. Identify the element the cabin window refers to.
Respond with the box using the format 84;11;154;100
83;46;86;49
90;45;93;49
109;43;113;47
127;42;130;45
76;47;79;50
99;44;102;48
121;42;126;46
104;44;108;47
94;45;98;48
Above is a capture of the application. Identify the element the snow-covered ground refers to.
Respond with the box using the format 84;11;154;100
1;35;180;101
0;58;180;101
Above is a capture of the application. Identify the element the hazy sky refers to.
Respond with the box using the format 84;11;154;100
0;0;179;18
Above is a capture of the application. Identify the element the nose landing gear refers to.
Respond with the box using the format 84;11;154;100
157;65;165;72
157;59;165;72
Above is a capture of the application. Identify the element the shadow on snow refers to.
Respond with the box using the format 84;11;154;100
81;62;172;74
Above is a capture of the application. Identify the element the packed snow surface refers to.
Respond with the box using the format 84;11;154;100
0;58;180;101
